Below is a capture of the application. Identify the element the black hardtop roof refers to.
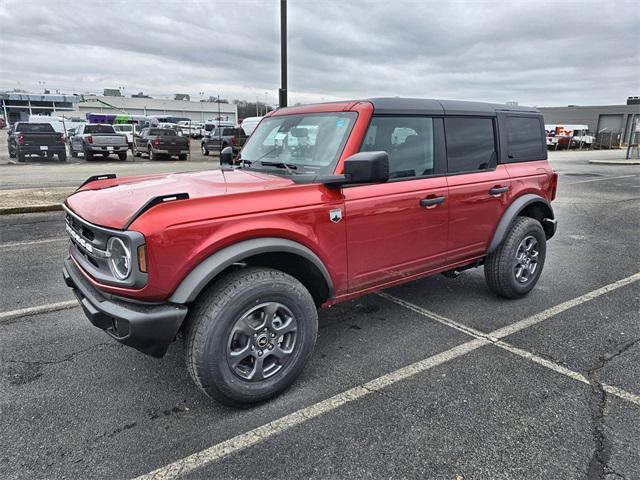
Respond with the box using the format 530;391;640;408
366;97;540;116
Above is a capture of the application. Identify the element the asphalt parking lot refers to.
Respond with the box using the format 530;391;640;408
0;152;638;479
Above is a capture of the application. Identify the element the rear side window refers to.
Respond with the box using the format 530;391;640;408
360;116;435;179
504;116;545;162
445;117;496;173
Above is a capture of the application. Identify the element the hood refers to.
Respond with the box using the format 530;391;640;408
65;168;294;229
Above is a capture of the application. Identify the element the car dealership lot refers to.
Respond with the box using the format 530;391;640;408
0;153;638;479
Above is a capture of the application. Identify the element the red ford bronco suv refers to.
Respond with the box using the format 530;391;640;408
62;98;558;406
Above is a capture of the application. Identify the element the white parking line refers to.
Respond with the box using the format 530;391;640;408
0;237;67;249
564;174;636;185
133;272;640;480
379;289;640;407
0;300;77;323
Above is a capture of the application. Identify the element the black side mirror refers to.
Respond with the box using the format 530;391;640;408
220;146;234;165
343;151;389;184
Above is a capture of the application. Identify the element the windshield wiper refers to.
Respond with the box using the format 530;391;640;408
260;161;298;175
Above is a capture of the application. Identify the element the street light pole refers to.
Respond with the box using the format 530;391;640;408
278;0;287;108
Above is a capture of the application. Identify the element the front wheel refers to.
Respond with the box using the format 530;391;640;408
118;152;127;161
184;267;318;406
201;143;209;156
484;216;547;299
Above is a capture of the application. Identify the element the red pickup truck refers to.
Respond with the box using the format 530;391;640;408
62;98;557;406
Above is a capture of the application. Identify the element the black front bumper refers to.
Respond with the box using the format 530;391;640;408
63;257;187;358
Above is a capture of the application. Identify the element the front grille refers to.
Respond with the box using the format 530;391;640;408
63;205;147;288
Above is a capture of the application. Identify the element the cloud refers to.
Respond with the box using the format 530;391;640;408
0;0;638;106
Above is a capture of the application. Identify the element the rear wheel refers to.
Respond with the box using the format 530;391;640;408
184;267;318;406
484;216;547;298
178;153;187;161
58;151;67;162
17;149;26;162
118;151;127;161
84;149;93;161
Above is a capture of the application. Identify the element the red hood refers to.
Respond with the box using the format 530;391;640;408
65;169;294;229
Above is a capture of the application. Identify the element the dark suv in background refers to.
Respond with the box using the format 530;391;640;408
201;126;247;157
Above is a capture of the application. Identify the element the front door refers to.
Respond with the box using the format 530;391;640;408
344;116;449;292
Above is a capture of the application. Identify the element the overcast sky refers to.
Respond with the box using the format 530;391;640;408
0;0;638;107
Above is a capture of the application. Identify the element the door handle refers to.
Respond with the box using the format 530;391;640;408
420;196;446;208
489;186;509;196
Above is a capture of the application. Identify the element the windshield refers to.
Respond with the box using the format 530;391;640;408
239;112;357;175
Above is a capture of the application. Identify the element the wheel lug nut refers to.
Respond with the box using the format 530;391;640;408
270;333;276;338
258;350;263;356
268;344;273;350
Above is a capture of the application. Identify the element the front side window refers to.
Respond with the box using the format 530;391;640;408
445;117;496;173
505;116;545;162
240;112;357;175
360;116;434;179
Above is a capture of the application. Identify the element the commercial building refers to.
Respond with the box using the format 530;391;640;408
1;92;79;124
538;97;640;147
77;95;238;123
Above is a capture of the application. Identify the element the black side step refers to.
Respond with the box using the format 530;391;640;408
76;174;117;191
124;193;190;230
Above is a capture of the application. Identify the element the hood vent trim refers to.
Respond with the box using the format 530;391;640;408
123;192;190;230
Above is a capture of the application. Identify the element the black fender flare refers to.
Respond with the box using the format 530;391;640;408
168;237;334;304
487;194;555;254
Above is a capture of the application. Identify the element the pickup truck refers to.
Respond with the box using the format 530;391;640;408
132;127;189;160
200;126;247;157
113;124;137;149
7;122;66;162
62;97;557;407
69;124;128;161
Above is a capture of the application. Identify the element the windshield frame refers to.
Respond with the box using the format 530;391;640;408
239;111;358;176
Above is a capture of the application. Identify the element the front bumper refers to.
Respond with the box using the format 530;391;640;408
63;257;187;358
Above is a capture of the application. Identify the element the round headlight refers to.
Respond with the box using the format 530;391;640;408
107;237;131;280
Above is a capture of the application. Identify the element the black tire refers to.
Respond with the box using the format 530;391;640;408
201;143;209;156
178;153;187;161
149;147;156;160
58;151;67;162
70;147;78;158
118;152;127;161
17;150;26;162
133;146;142;157
184;267;318;406
84;149;93;161
484;216;547;299
9;146;16;158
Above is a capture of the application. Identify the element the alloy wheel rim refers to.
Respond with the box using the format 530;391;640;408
226;302;298;381
514;235;539;283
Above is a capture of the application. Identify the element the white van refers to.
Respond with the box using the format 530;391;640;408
113;124;137;148
240;116;263;135
28;115;87;137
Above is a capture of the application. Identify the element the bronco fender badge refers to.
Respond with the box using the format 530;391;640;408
329;208;343;223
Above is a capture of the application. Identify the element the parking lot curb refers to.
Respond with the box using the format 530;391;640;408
588;159;640;165
0;203;63;215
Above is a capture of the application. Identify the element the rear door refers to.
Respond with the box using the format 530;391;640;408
444;116;511;263
344;116;449;292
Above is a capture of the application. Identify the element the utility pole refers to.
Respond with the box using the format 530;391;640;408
278;0;287;108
